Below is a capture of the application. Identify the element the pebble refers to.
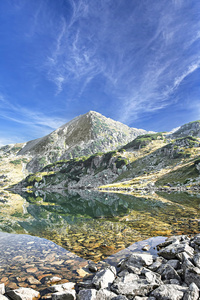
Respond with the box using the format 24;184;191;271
3;231;200;300
0;233;89;291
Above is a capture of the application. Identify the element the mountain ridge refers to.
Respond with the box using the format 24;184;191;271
17;111;149;172
1;115;200;191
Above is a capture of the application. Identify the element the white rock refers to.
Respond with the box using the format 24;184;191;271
48;283;75;293
51;290;76;300
151;284;187;300
6;287;40;300
193;253;200;267
96;288;117;300
92;268;116;289
0;284;5;295
183;282;199;300
48;276;62;283
158;243;194;259
0;296;9;300
121;253;154;269
77;289;97;300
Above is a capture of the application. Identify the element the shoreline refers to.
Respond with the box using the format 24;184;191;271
1;233;200;299
8;183;200;193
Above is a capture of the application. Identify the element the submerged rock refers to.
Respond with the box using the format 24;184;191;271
4;233;200;300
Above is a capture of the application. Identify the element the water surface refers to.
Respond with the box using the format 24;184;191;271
0;189;200;261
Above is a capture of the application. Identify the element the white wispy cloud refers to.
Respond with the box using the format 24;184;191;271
174;61;200;89
0;94;67;137
38;0;200;124
113;1;200;124
44;0;103;94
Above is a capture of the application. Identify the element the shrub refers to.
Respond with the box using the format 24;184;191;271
10;159;21;165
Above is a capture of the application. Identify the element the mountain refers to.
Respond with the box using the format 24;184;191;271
1;116;200;191
11;130;200;192
169;120;200;138
17;111;148;172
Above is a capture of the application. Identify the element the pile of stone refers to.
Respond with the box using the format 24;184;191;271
2;234;200;299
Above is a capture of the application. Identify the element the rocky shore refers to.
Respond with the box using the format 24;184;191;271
97;185;200;193
1;234;200;299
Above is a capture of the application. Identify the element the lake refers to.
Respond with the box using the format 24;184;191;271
0;189;200;262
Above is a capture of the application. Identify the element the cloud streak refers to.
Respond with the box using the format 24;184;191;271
0;0;199;142
0;94;67;136
41;0;200;125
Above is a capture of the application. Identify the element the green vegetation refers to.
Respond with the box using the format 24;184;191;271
10;159;22;165
11;146;22;152
10;158;28;165
116;157;128;168
122;133;163;150
39;157;47;166
27;174;43;184
156;160;199;186
175;136;199;147
188;120;200;124
27;196;43;204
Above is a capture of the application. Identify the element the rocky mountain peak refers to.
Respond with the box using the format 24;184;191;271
17;111;148;172
170;120;200;138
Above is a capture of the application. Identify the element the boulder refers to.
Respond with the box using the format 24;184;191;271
6;287;40;300
111;270;161;298
96;288;117;299
192;234;200;245
77;289;97;300
48;283;75;293
51;290;76;300
160;264;181;282
150;284;187;300
158;243;194;259
148;257;166;272
184;266;200;288
141;268;162;284
92;267;116;289
183;282;199;300
0;296;9;300
166;259;180;270
120;253;153;271
0;284;5;295
176;252;192;263
192;253;200;268
112;296;128;300
88;263;98;273
48;277;62;284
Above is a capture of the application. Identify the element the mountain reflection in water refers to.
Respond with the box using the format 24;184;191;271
0;189;200;261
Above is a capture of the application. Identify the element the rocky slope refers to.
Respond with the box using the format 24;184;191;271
169;120;200;138
16;111;147;173
11;131;200;192
2;117;200;191
12;150;130;190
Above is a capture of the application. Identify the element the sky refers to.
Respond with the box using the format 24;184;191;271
0;0;199;145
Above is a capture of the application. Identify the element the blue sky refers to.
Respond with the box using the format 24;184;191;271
0;0;199;145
